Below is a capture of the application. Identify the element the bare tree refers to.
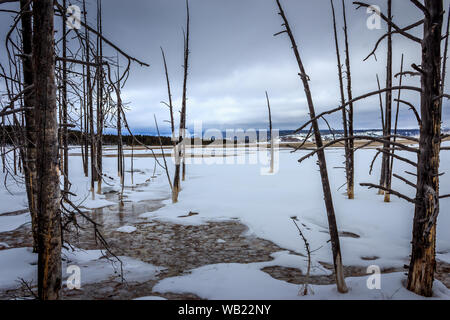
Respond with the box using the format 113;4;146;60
96;0;104;195
342;0;355;199
265;91;274;174
381;0;393;202
407;0;444;297
173;0;190;203
33;0;62;300
19;0;38;252
274;0;348;293
331;0;351;199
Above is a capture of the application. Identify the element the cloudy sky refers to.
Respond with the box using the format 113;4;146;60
1;0;450;134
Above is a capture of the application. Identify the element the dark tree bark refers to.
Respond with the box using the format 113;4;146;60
33;0;62;300
116;58;124;181
96;0;103;194
62;0;69;193
275;0;348;293
381;0;393;200
19;0;38;253
407;0;443;297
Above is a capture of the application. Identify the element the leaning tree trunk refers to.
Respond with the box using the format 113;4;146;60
407;0;443;297
20;0;38;253
33;0;62;300
275;0;347;293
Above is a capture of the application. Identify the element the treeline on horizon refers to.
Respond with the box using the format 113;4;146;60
0;126;239;146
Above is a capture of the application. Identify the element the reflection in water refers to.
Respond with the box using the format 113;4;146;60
90;199;165;231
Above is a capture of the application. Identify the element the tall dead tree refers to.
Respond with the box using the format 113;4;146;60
173;0;190;203
181;0;191;183
33;0;62;300
350;0;447;296
116;56;124;181
19;0;38;252
265;91;274;174
380;0;393;200
96;0;104;194
61;0;69;193
407;0;443;297
82;0;97;199
274;0;348;293
331;0;351;199
342;0;355;199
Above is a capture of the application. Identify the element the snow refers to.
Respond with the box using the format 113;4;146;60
1;143;450;299
0;182;28;215
116;225;137;233
0;213;30;233
139;146;450;273
0;246;164;290
0;248;37;289
154;261;450;300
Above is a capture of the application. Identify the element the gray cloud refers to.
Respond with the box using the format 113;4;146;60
1;0;450;134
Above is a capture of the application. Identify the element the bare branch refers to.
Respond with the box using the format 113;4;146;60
360;183;416;203
354;2;422;43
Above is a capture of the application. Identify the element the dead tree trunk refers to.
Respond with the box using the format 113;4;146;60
342;0;354;199
96;0;103;194
116;57;124;181
173;0;190;203
441;5;450;111
61;0;69;194
275;0;348;293
380;0;393;199
82;0;97;199
82;63;89;177
331;0;351;199
265;91;274;173
181;1;190;184
407;0;443;297
19;0;38;253
33;0;62;300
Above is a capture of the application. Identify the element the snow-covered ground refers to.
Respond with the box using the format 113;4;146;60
0;142;449;299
